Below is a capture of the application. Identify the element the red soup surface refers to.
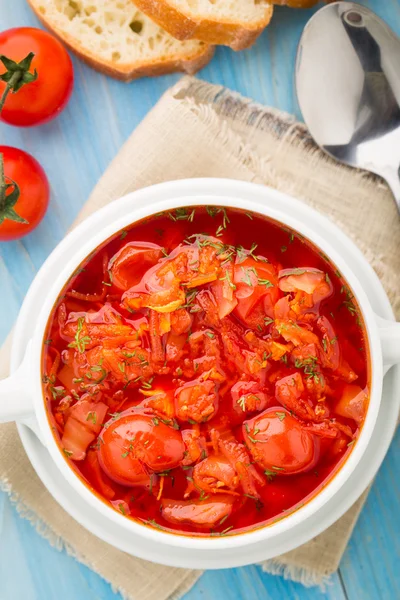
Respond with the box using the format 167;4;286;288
42;207;370;537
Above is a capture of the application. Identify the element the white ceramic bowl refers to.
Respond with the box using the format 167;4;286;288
1;178;399;559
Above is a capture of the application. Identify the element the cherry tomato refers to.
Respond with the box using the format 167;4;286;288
243;408;317;475
98;412;185;486
0;27;73;126
0;146;50;241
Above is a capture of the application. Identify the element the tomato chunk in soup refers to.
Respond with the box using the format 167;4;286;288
42;207;369;536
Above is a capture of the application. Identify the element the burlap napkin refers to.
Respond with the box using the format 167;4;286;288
0;77;399;598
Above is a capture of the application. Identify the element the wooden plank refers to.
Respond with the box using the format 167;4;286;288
184;566;346;600
0;492;347;600
339;430;400;600
0;493;115;600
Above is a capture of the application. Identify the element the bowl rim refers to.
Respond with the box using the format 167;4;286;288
28;178;382;550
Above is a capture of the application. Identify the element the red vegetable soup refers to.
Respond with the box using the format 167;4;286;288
42;207;370;537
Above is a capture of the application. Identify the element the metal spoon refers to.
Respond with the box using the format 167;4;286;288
295;2;400;213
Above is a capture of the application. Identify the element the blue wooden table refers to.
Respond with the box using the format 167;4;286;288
1;1;399;599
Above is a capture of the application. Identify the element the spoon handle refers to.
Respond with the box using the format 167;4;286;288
384;167;400;214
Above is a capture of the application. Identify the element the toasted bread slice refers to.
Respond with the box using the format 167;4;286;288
27;0;214;81
131;0;274;51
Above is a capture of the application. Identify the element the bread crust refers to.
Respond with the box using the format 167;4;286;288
27;0;214;81
131;0;274;51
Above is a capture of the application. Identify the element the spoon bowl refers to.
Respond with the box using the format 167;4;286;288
296;1;400;212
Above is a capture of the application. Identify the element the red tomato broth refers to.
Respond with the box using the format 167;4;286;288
42;206;370;537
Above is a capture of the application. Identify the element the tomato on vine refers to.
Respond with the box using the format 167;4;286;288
0;146;49;241
0;27;73;127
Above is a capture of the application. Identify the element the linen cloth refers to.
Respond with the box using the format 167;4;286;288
0;77;399;598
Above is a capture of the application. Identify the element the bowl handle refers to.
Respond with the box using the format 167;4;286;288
376;315;400;367
0;342;44;443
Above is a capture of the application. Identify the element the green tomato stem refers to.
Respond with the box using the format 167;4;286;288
0;152;27;226
0;52;38;116
0;71;21;115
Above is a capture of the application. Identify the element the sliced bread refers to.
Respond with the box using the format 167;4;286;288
131;0;274;51
27;0;214;81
